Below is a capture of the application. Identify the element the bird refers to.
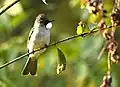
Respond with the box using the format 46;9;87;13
22;14;54;75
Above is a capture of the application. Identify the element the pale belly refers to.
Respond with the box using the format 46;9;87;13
27;28;50;59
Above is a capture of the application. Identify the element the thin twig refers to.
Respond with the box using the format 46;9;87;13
0;29;98;69
0;0;20;15
0;53;29;69
107;52;111;72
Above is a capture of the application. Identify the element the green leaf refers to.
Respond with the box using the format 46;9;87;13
76;25;83;35
57;48;66;74
42;0;48;5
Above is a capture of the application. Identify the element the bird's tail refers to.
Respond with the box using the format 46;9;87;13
22;58;37;75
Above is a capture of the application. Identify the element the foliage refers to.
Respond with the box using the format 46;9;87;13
0;0;120;87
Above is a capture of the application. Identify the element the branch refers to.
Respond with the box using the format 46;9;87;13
0;0;20;15
0;29;98;69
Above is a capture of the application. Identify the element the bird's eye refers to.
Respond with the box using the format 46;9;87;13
41;17;44;20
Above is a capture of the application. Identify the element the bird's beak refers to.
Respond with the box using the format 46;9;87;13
49;20;55;22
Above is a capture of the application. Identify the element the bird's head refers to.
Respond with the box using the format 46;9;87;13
35;14;54;29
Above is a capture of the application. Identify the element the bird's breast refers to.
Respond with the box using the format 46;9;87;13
29;27;50;49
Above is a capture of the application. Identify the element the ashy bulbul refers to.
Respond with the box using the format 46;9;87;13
22;14;54;75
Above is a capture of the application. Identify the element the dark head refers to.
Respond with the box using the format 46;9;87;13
36;14;54;26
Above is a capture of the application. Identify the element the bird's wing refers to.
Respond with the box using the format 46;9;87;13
27;28;34;53
28;27;34;43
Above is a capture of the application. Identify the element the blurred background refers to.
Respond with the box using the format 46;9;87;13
0;0;120;87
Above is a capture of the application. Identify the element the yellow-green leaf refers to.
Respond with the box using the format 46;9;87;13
57;48;66;74
76;25;83;35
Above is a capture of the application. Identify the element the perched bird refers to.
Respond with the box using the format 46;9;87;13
22;14;54;75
